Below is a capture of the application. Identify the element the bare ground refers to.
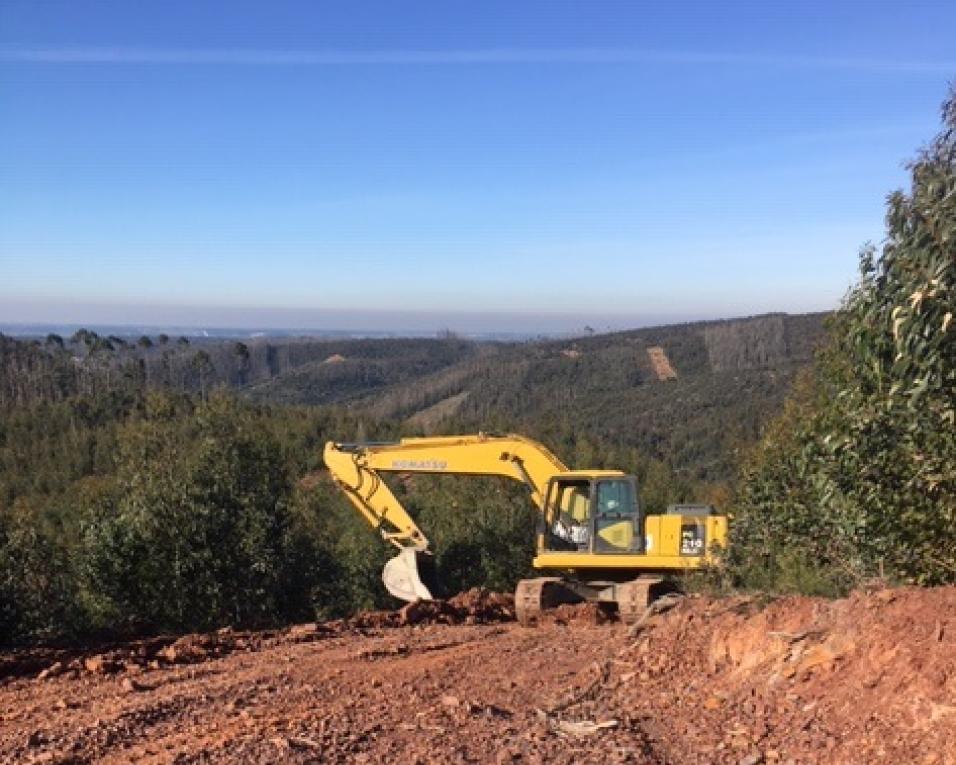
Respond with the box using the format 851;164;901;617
1;586;953;765
646;347;677;381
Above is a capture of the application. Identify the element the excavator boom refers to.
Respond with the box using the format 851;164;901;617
323;434;570;600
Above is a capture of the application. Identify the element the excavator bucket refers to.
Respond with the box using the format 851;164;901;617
382;548;435;602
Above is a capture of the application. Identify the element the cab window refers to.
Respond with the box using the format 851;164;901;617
596;480;636;517
546;478;592;551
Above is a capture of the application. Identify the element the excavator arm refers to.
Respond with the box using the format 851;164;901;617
323;434;570;600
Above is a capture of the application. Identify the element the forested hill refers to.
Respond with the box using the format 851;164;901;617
0;332;480;408
0;312;827;485
252;312;828;482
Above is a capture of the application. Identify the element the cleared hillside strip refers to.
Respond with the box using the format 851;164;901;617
646;346;677;381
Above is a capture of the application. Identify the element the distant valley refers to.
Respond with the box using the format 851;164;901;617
1;312;827;484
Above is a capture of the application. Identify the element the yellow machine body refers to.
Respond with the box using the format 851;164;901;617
323;434;728;610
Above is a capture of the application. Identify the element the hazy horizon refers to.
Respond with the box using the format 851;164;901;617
0;299;777;336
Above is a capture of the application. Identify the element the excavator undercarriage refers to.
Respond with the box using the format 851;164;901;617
514;576;672;625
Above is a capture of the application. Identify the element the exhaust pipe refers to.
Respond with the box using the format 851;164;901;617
382;547;435;602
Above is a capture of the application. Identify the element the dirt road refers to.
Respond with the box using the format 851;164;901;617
2;617;648;764
2;586;954;764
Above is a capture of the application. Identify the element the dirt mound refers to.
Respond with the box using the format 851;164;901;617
605;585;956;764
8;590;512;684
346;587;516;629
550;602;616;626
447;587;516;621
359;588;608;628
3;628;282;684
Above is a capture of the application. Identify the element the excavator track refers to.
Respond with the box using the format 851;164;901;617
616;577;666;624
515;577;563;626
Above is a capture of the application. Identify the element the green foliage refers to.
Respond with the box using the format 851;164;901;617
730;90;956;591
0;388;395;643
248;459;556;615
79;394;299;631
286;481;392;618
2;311;824;496
0;509;82;640
395;475;538;596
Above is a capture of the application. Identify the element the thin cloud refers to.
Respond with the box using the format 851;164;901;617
0;47;953;73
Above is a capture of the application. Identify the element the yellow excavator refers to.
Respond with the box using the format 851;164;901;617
324;433;727;624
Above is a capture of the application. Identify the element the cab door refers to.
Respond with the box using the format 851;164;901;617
593;478;643;553
541;477;593;552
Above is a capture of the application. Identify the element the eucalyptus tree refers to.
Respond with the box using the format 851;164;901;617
731;89;956;590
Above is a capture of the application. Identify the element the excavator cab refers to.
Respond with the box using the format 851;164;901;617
542;474;644;555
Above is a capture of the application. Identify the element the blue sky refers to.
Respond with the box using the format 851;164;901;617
1;1;953;332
